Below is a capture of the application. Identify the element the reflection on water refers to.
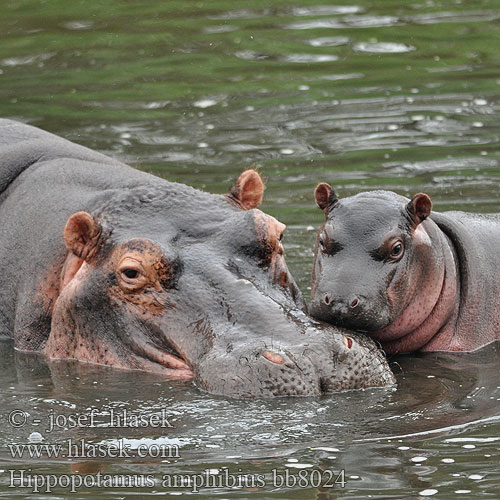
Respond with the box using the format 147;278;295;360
1;341;500;498
1;0;500;497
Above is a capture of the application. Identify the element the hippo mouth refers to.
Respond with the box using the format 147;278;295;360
134;338;194;380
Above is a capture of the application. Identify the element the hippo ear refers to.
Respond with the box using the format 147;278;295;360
64;211;102;260
314;183;338;214
230;169;264;210
406;193;432;225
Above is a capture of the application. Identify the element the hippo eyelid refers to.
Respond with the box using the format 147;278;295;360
389;240;405;261
118;259;144;275
371;238;405;262
391;241;404;254
119;268;145;285
123;268;139;279
322;239;343;255
117;256;149;290
319;233;326;248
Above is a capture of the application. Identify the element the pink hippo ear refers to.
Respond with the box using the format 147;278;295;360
314;183;338;214
407;193;432;225
64;211;102;260
230;169;264;210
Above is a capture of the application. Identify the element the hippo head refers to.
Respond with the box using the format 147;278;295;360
310;183;443;345
309;183;442;338
44;172;395;397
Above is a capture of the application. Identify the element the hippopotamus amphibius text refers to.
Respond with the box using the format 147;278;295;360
0;120;395;397
310;183;500;354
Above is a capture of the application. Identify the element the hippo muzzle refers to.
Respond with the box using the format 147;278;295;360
196;325;395;398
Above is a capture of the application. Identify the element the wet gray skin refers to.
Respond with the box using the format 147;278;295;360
0;120;395;397
309;185;420;332
309;182;500;354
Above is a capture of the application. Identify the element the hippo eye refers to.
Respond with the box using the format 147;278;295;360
390;241;404;259
319;235;326;251
117;257;149;291
122;269;139;279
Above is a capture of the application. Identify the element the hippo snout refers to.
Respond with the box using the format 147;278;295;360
323;293;363;311
194;328;395;398
310;292;391;332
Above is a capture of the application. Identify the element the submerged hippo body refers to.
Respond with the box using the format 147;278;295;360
0;119;394;397
310;183;500;354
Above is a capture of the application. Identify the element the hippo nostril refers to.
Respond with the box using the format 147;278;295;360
343;336;353;349
324;294;330;305
350;297;360;309
262;350;285;365
319;377;329;394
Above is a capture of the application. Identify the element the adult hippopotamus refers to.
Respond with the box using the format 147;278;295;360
309;183;500;354
0;119;394;397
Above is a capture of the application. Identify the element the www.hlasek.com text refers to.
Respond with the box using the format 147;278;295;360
8;438;180;460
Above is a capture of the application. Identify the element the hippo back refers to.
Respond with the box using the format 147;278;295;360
0;119;121;196
431;210;500;350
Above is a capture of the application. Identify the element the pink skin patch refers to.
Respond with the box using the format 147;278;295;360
343;336;353;349
372;224;459;354
60;253;85;290
262;350;286;364
52;251;195;380
138;339;194;378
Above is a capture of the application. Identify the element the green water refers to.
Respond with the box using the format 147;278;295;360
1;0;500;498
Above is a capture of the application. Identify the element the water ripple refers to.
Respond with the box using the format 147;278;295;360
286;15;400;30
353;42;416;54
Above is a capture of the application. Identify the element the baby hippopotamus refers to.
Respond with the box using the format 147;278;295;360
310;183;500;354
